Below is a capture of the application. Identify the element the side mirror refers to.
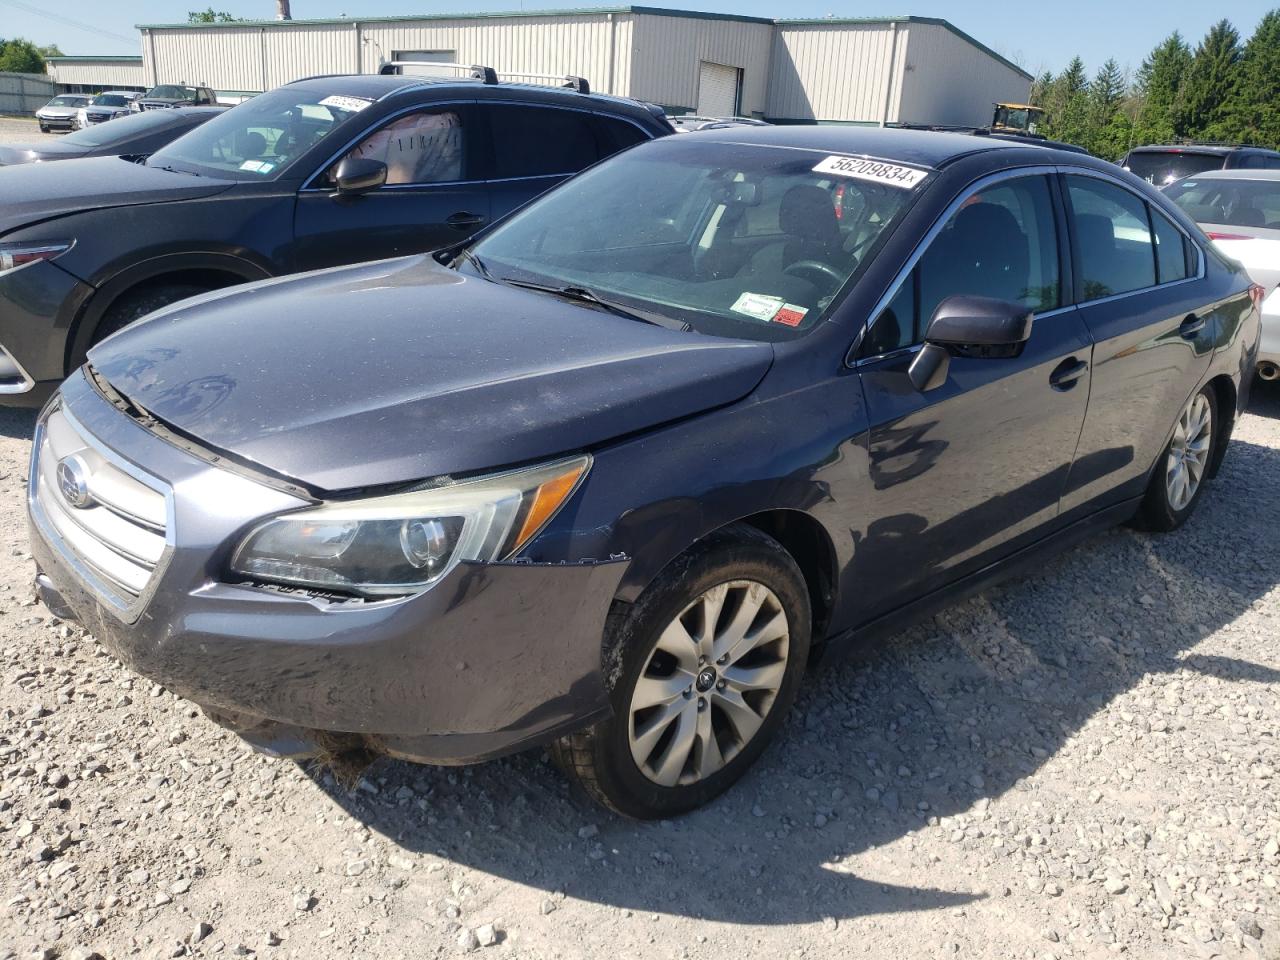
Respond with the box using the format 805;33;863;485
908;295;1035;392
332;157;387;197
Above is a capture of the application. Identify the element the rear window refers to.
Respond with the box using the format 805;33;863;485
1125;151;1224;187
1165;177;1280;230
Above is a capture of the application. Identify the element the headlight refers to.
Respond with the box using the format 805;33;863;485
229;455;590;596
0;241;74;278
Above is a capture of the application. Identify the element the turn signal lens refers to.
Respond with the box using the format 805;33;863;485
511;459;589;555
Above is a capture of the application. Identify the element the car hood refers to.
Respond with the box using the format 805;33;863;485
0;156;234;235
89;256;775;491
37;106;80;117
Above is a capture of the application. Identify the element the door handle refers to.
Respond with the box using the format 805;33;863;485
1050;357;1089;390
1179;314;1206;339
446;212;486;229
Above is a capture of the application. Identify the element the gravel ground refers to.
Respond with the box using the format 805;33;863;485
0;116;1278;960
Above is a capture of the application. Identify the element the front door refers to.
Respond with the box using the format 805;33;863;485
292;103;490;271
852;173;1093;619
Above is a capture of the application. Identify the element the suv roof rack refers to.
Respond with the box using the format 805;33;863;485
887;121;1091;155
377;60;590;93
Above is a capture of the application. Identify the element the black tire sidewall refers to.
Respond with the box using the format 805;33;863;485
588;528;811;819
95;284;208;344
1141;384;1219;530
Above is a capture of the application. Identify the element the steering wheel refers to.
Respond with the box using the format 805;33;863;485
785;259;844;289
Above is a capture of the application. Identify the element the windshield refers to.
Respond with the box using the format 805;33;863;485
1165;177;1280;230
92;94;131;107
46;96;88;107
147;85;198;101
60;109;182;147
146;87;369;180
1125;151;1224;187
468;138;925;341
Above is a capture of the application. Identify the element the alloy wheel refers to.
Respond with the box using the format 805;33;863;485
626;580;789;787
1165;392;1212;512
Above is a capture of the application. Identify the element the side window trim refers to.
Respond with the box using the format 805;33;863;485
849;164;1064;367
1054;165;1205;308
299;99;477;193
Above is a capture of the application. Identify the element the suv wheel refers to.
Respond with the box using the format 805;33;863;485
554;525;810;818
1134;384;1218;531
94;283;209;345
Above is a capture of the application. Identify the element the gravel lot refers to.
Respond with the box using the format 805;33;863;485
0;116;1278;960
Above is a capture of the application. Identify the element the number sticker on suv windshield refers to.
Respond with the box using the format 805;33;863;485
812;155;928;189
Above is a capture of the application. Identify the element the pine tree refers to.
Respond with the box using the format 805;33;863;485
1135;32;1192;144
1229;10;1280;147
1176;20;1242;139
1087;60;1130;158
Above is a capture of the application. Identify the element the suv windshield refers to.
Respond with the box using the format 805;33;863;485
147;87;369;180
468;138;925;341
92;94;131;107
147;85;198;101
1166;177;1280;230
1125;150;1224;186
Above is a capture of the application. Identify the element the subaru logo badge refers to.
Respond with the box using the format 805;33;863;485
56;455;92;510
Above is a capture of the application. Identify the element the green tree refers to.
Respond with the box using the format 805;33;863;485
1228;10;1280;148
188;8;243;22
1042;56;1091;147
0;38;46;74
1134;32;1193;144
1086;60;1131;158
38;44;63;57
1176;19;1242;139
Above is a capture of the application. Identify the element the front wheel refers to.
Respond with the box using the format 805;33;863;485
553;526;810;818
1133;384;1218;531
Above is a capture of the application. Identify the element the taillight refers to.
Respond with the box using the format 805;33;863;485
833;183;845;221
0;241;73;277
1205;231;1253;241
1249;283;1266;312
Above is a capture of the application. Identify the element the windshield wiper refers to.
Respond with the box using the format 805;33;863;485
148;162;201;177
498;278;685;330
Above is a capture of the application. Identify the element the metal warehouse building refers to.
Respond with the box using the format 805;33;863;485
117;6;1029;127
45;56;146;93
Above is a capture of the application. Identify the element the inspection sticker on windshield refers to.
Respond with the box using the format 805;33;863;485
772;304;808;327
319;94;373;112
731;292;786;321
812;155;928;189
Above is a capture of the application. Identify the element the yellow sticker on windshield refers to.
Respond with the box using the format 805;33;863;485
813;155;928;189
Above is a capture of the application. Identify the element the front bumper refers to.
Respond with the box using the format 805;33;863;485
1259;297;1279;367
36;114;76;129
30;371;626;764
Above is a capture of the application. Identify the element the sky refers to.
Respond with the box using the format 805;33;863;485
1;0;1277;79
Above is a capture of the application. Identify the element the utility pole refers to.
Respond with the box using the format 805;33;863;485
276;0;292;20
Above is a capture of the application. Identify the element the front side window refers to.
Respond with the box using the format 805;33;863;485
488;105;601;179
862;175;1061;356
1066;176;1156;301
330;109;465;185
468;137;924;341
147;87;371;180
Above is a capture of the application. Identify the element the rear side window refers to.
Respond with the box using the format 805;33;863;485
488;104;600;179
593;115;650;155
1066;176;1156;301
1150;208;1190;283
863;174;1060;355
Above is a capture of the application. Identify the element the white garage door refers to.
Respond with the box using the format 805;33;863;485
697;61;740;117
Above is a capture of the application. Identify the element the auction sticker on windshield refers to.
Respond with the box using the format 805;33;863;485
813;155;928;189
319;95;373;113
731;292;785;321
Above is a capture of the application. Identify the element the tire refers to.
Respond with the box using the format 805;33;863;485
553;525;811;819
1133;384;1218;532
38;124;48;134
94;284;209;345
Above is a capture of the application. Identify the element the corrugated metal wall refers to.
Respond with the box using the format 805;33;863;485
45;60;146;89
629;13;771;115
0;72;56;114
896;22;1031;127
766;22;903;123
142;14;633;96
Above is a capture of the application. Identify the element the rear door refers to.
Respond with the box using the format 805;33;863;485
480;102;650;222
853;171;1094;616
292;102;488;270
1056;172;1214;517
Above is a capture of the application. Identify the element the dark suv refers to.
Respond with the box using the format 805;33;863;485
131;84;219;111
0;72;670;404
1121;143;1280;186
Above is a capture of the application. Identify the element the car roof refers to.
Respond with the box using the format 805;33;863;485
686;123;1085;168
1169;168;1280;182
1129;143;1280;157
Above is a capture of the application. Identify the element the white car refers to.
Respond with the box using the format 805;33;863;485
1165;169;1280;381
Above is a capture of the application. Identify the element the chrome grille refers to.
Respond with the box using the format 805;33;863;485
31;405;171;604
